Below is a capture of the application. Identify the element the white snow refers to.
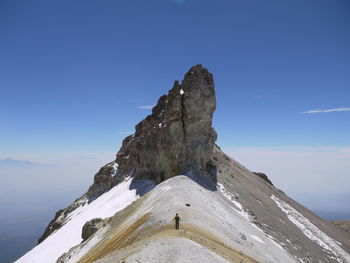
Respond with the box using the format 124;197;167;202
63;225;109;263
217;183;247;218
112;162;118;171
250;234;267;244
216;182;295;262
16;177;155;263
271;195;350;262
56;176;296;263
180;88;184;95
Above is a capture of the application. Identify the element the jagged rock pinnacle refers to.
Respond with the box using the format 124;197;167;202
116;64;217;183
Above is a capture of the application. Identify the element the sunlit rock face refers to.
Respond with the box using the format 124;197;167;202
116;65;217;183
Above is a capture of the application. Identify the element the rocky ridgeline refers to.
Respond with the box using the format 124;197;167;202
116;64;217;183
253;172;274;186
38;65;217;243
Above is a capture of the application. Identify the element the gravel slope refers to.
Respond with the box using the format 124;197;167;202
332;221;350;235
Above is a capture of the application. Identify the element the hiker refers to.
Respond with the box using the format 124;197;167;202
172;213;181;230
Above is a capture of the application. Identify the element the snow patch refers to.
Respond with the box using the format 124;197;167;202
180;89;184;95
217;183;292;258
250;235;267;244
16;177;155;263
57;176;296;263
271;195;350;262
64;225;109;263
217;183;248;220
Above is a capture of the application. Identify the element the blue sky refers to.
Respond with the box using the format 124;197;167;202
0;0;350;204
1;0;349;154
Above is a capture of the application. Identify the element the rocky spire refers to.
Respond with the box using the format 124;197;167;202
116;64;217;183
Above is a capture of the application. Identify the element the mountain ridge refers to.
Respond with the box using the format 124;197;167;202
17;65;350;263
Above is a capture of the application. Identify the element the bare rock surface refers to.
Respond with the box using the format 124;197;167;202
86;162;121;201
253;172;274;186
37;197;87;244
37;162;119;244
332;220;350;234
116;64;217;183
213;146;350;262
81;218;103;241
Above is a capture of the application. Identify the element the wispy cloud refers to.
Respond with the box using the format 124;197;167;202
301;107;350;114
137;105;154;110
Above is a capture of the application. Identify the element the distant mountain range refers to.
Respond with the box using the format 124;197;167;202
0;158;42;167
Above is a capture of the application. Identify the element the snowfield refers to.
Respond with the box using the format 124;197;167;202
59;176;297;263
15;177;155;263
217;182;296;262
271;195;350;263
16;172;350;263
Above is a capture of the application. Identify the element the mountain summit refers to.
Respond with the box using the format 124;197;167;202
116;64;217;184
16;66;350;263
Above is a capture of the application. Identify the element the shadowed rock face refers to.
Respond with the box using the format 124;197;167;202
116;65;217;183
253;172;274;186
81;218;103;241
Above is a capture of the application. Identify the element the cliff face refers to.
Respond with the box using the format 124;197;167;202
116;64;217;183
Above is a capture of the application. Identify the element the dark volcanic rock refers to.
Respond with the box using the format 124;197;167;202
37;209;64;244
38;162;119;244
253;172;274;186
116;64;217;183
81;218;103;241
37;197;88;244
86;162;121;201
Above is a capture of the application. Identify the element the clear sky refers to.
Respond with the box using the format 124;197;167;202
1;0;350;211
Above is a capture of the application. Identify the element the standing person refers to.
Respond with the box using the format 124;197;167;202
172;213;181;230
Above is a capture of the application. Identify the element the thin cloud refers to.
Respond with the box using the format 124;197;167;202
137;105;154;110
301;107;350;114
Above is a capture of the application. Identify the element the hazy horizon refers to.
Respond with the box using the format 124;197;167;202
1;147;349;262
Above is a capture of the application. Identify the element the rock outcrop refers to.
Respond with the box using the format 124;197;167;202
81;218;103;241
116;64;217;183
86;162;120;201
253;172;274;186
37;209;64;244
37;198;87;244
37;64;217;245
